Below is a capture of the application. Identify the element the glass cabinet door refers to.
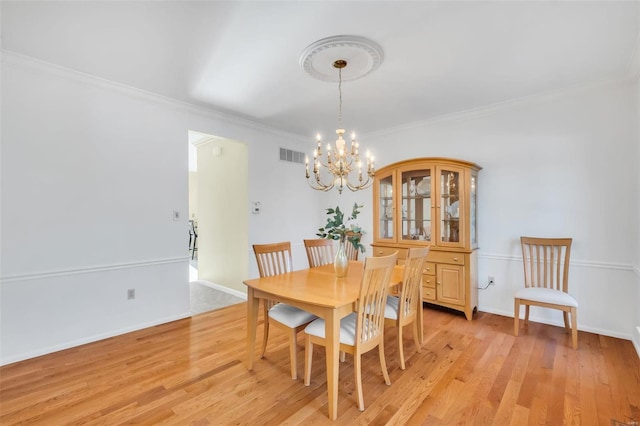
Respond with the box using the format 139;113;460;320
400;169;432;243
438;168;461;244
377;174;394;240
470;172;478;247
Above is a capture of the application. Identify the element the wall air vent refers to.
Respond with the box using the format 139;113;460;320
279;148;306;164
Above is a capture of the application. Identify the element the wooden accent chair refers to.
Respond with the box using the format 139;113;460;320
514;237;578;349
253;242;317;379
384;246;429;369
303;252;397;411
303;239;334;268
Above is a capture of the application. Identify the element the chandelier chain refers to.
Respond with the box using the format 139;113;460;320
338;67;342;127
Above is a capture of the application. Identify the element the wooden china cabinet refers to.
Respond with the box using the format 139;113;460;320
372;158;481;320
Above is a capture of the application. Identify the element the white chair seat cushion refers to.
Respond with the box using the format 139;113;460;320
268;303;317;328
304;313;359;346
514;287;578;308
384;296;399;320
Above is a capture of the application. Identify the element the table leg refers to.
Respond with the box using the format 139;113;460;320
325;309;340;420
247;287;258;370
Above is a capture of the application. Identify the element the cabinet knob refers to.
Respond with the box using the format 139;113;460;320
378;250;383;255
453;257;458;262
437;282;441;286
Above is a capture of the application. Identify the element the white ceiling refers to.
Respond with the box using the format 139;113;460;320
2;1;638;138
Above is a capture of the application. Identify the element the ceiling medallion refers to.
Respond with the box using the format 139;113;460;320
299;35;384;82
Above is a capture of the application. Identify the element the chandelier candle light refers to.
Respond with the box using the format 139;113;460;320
305;60;375;193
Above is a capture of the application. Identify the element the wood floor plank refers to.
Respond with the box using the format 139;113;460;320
1;303;638;425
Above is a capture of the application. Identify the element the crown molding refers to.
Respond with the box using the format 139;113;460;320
1;49;307;142
366;75;633;139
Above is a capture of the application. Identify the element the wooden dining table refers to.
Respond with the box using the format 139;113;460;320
243;260;423;420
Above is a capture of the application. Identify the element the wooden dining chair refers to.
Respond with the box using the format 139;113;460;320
189;220;198;260
384;246;429;369
514;237;578;349
253;242;317;379
303;252;397;411
345;240;360;261
303;239;334;268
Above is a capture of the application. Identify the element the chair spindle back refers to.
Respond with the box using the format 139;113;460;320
253;241;293;278
345;241;359;261
521;237;572;293
303;239;334;268
357;252;397;345
399;247;430;318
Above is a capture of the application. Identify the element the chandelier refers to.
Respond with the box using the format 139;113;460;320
305;59;375;194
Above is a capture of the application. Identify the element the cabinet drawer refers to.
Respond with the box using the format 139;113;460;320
373;247;407;259
422;286;436;301
422;275;436;288
422;262;436;276
428;251;465;265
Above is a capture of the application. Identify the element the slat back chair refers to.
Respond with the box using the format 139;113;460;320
384;246;430;369
304;252;398;411
252;242;317;379
514;237;578;349
345;241;359;261
303;239;334;268
254;241;293;278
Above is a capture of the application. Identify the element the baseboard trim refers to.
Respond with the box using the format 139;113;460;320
634;327;640;359
0;312;192;366
192;280;247;300
478;307;633;341
0;257;189;283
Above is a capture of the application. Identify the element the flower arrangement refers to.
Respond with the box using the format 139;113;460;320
316;202;366;254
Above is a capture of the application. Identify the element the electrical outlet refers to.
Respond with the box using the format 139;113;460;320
488;276;495;286
127;288;136;300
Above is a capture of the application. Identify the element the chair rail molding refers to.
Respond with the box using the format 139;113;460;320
0;256;189;284
478;252;634;272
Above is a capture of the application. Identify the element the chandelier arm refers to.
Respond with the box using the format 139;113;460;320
315;157;332;169
345;177;373;192
307;177;334;192
307;172;335;191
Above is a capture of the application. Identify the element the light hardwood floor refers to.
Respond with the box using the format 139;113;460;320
1;303;639;425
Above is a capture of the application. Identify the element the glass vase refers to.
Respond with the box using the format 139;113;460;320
334;239;349;278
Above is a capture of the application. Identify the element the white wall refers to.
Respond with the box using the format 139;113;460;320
0;53;320;364
635;75;640;355
366;80;638;340
2;51;637;364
